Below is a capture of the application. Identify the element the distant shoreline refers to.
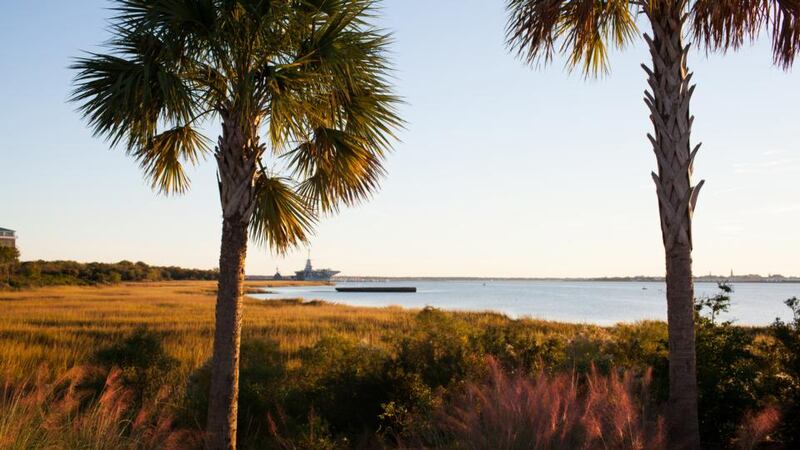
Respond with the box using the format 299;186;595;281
314;276;800;284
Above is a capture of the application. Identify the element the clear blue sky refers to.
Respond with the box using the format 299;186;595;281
1;1;798;277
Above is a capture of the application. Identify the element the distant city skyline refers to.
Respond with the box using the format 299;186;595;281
1;0;798;278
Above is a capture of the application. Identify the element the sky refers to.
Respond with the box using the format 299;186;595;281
1;1;798;278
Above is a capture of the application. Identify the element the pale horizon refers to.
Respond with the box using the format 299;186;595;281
2;0;799;278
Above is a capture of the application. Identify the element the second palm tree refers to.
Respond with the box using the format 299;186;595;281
506;1;798;447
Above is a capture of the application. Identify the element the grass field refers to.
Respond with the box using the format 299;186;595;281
0;281;424;387
1;281;795;448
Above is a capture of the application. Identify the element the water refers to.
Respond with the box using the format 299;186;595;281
250;280;800;326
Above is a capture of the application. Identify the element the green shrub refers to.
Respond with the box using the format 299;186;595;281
184;339;287;444
608;321;669;401
693;283;786;447
95;327;178;400
477;321;569;372
770;297;800;445
292;336;393;438
394;307;484;389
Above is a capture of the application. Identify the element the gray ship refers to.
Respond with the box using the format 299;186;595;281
294;258;339;281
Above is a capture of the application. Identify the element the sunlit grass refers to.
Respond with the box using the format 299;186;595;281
0;281;421;386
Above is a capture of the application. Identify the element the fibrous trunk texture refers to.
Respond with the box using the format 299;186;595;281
643;3;703;449
206;115;258;450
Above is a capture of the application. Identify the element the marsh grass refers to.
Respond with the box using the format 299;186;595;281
0;281;415;389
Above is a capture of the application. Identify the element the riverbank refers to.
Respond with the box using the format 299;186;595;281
1;281;797;448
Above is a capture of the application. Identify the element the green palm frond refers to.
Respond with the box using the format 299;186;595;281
262;63;318;147
71;28;196;141
113;0;218;43
506;0;638;76
136;125;210;194
288;126;386;212
70;25;207;195
250;174;317;254
273;0;401;213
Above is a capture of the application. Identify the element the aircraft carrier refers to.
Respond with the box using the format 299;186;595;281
294;258;339;281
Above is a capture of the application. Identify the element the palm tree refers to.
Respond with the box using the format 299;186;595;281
505;1;798;448
70;1;400;448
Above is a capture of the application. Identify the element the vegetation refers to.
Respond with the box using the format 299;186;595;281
0;259;218;289
1;282;799;449
70;1;401;446
504;1;799;447
0;247;20;285
413;359;666;449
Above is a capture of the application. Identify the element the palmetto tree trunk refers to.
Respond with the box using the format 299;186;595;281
644;2;704;448
206;115;258;450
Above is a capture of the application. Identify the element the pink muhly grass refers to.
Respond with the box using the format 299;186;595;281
735;406;782;450
425;357;665;450
0;365;202;449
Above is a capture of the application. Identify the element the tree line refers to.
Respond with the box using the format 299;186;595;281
1;257;218;289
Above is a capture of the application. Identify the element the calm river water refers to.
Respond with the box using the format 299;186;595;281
251;280;800;326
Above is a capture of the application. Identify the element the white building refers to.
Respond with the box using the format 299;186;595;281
0;228;16;248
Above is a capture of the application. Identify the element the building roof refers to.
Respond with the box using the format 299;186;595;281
0;227;15;233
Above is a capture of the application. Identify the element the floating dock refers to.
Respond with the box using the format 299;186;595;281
335;287;417;293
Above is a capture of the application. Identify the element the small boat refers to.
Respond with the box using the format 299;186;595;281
335;287;416;293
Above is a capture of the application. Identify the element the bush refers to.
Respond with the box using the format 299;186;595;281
394;307;485;390
292;337;393;438
770;297;800;445
95;328;178;401
692;284;794;447
477;321;569;372
184;339;286;442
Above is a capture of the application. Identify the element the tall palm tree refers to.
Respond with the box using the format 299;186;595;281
71;1;400;448
506;1;798;448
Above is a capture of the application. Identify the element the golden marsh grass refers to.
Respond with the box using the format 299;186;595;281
0;280;608;388
0;281;421;387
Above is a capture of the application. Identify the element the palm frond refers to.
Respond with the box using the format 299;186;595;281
250;174;316;254
70;28;197;149
274;0;401;212
768;0;799;68
287;126;386;212
691;0;799;69
135;125;210;195
506;0;638;76
691;0;769;54
113;0;218;43
71;19;211;196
